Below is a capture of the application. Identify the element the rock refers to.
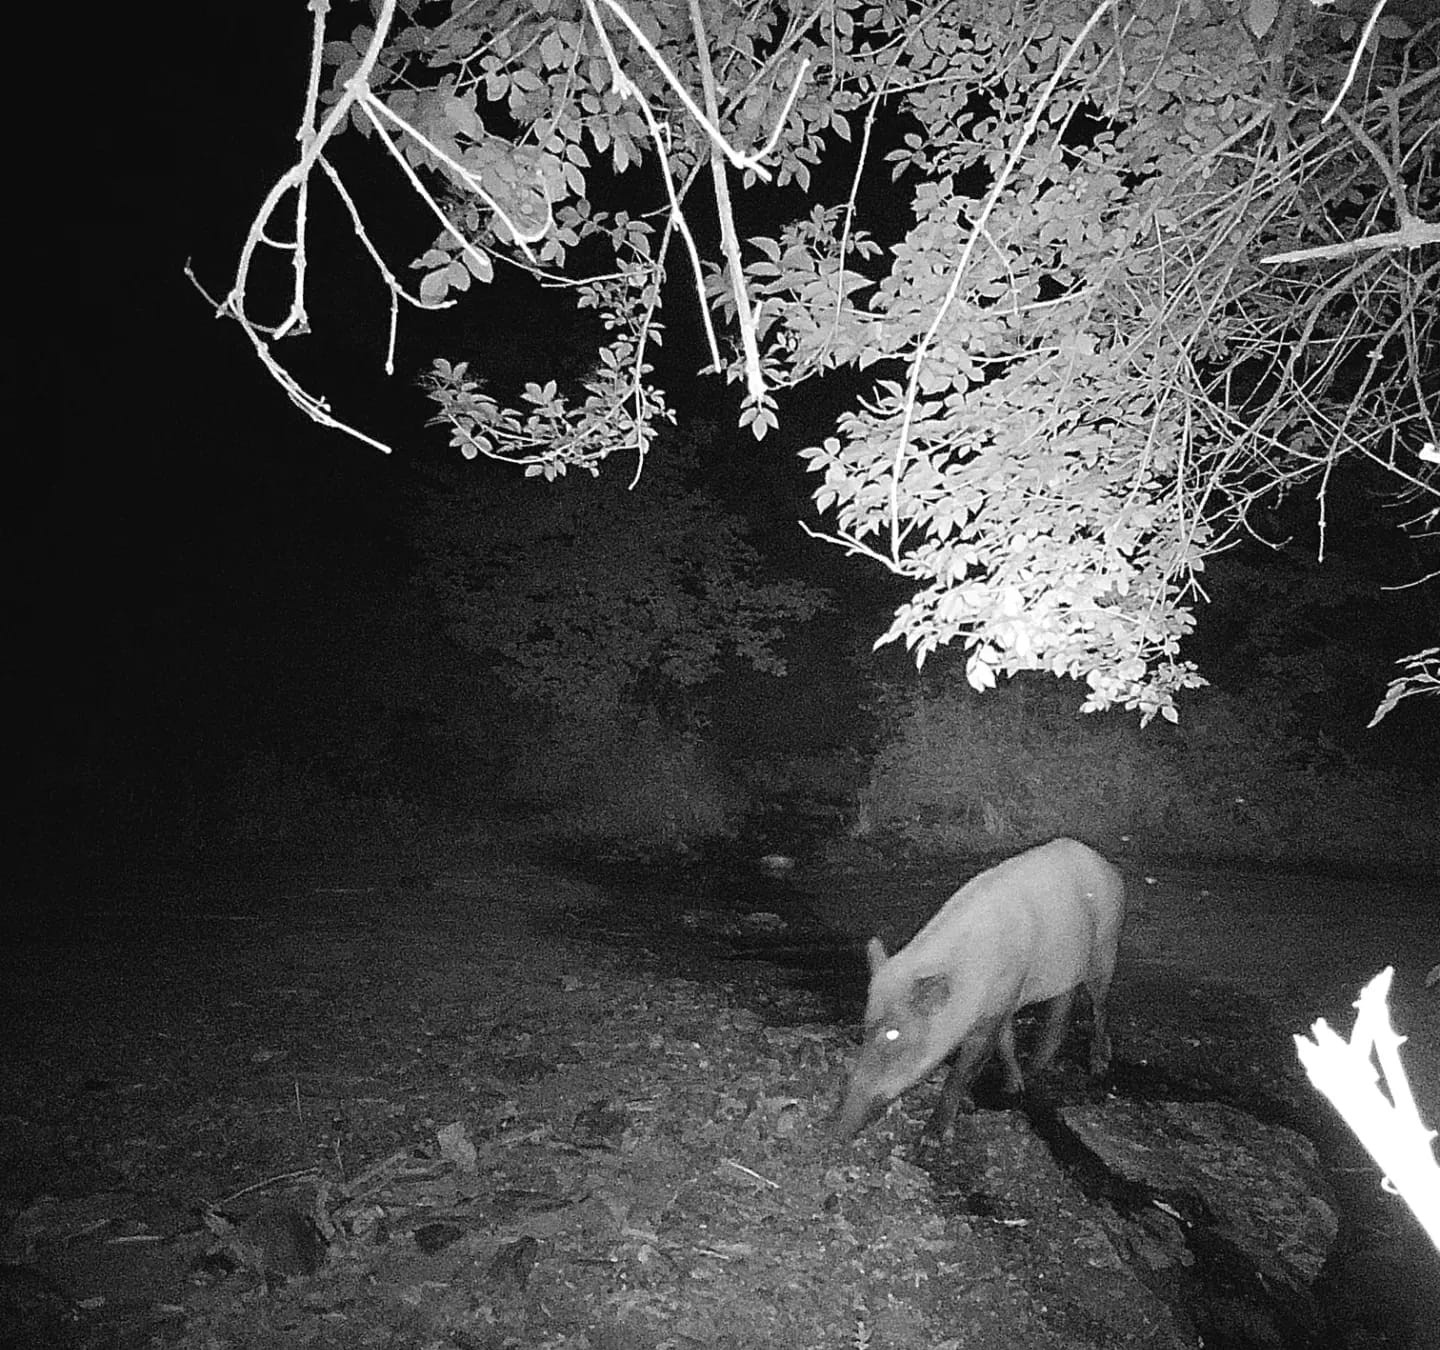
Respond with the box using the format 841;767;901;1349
1062;1099;1339;1348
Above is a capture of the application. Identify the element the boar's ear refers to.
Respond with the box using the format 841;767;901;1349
865;937;889;976
908;971;951;1016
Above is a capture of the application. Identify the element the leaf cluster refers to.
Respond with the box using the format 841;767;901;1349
228;0;1438;723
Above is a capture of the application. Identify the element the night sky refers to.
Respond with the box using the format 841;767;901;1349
16;12;439;877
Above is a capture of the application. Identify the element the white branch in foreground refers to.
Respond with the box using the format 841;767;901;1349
1294;968;1440;1252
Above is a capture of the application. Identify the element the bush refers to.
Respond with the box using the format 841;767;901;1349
505;710;744;860
224;718;437;853
855;674;1168;851
853;675;1437;868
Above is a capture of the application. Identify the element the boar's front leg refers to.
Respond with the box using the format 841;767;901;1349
927;1018;1007;1139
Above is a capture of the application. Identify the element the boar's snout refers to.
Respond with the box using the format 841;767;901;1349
836;1084;887;1141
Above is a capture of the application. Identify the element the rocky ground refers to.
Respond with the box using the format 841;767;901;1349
1;843;1435;1349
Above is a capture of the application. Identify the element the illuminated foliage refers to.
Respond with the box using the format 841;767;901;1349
215;0;1439;721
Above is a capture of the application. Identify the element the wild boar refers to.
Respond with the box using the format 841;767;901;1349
838;838;1125;1140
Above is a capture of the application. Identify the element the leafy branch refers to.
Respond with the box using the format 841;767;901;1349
201;0;812;467
209;0;1438;723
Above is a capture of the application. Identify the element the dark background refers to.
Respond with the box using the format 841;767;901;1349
14;7;1436;897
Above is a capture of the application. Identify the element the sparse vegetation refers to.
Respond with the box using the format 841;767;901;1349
853;675;1437;868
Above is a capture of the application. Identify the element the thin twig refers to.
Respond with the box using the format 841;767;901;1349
1322;0;1391;123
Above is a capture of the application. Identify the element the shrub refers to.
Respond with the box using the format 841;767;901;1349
506;710;743;860
855;675;1167;851
854;674;1438;869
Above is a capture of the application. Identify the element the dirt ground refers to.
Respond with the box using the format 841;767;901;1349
0;845;1435;1349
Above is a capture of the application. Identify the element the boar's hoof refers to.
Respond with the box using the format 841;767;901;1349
921;1113;955;1144
923;1091;974;1141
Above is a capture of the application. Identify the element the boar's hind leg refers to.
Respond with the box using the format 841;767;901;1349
1085;972;1114;1077
1028;989;1076;1077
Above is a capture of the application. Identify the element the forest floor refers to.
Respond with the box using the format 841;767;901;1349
1;840;1435;1350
